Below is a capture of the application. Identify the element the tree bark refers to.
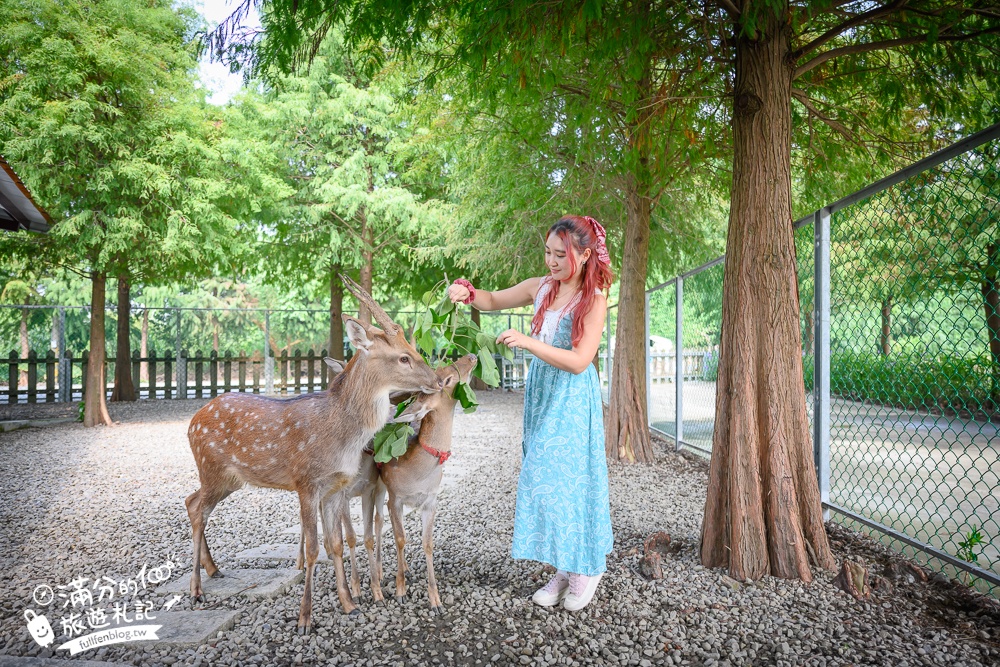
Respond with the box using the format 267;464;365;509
330;265;344;360
700;6;835;581
140;309;149;383
84;271;113;426
980;243;1000;410
111;273;136;401
358;209;374;327
605;80;655;464
880;295;893;356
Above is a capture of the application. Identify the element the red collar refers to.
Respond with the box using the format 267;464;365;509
421;443;452;465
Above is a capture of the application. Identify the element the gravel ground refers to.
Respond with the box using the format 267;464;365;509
1;391;999;667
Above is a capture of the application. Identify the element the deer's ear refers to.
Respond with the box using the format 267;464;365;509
324;357;345;373
343;317;372;354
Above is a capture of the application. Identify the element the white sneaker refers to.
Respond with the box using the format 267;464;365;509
562;573;603;611
531;570;569;606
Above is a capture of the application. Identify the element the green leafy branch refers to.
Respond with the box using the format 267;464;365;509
370;283;514;462
957;525;984;586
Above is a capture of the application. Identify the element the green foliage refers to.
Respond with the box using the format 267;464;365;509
957;524;985;586
370;285;508;462
410;285;513;388
830;350;996;417
228;29;449;309
958;525;984;565
372;399;416;463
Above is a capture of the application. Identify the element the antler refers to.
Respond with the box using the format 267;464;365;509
339;273;400;336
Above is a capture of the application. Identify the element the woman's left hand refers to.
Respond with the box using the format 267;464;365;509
497;329;532;351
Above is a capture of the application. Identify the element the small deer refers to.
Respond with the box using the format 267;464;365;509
184;276;441;633
318;354;477;611
374;353;478;613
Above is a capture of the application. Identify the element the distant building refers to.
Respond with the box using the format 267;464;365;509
0;156;52;233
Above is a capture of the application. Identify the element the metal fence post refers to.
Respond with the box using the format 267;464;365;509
813;208;831;520
58;307;66;359
264;310;274;394
645;293;651;428
59;352;71;403
675;278;684;450
175;308;184;399
57;308;69;403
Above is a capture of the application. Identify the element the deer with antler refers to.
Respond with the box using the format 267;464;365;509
184;275;441;633
320;353;477;612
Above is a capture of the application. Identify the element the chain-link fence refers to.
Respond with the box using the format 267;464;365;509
820;126;1000;595
645;122;1000;595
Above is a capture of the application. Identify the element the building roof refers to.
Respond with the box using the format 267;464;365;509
0;156;52;233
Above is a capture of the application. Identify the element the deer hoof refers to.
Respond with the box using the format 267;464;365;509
431;605;444;615
395;595;407;604
348;608;362;617
210;571;225;579
193;594;205;603
297;623;310;636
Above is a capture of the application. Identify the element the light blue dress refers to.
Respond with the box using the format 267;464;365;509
511;278;614;576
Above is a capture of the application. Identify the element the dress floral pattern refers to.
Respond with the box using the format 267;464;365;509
511;277;614;576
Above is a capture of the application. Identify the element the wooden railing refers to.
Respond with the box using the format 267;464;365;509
1;349;338;404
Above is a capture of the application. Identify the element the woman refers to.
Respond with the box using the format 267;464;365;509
447;215;614;611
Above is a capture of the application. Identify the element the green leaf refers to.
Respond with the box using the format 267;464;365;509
372;421;415;462
453;381;479;413
476;350;501;387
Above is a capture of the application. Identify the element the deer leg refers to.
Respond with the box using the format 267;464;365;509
361;488;384;604
421;500;442;614
186;487;226;602
185;491;205;602
322;492;359;617
296;489;322;634
387;493;408;603
198;487;234;579
341;502;362;600
374;483;386;586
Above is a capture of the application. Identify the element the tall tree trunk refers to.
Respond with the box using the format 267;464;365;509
84;271;113;426
605;84;655;464
980;243;1000;410
701;6;834;581
358;208;374;326
330;265;344;360
880;295;893;356
140;309;149;383
111;274;136;401
19;303;29;387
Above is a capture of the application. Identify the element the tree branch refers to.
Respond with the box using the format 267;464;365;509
794;25;1000;80
717;0;740;18
791;0;910;60
791;88;853;142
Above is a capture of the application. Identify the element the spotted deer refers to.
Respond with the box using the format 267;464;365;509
184;276;441;633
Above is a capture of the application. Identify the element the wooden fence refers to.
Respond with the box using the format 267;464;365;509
1;348;527;404
648;349;716;383
1;349;340;404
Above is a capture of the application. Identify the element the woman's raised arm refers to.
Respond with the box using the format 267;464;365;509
448;277;541;312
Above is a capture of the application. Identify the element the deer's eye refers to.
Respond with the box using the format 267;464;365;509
399;355;411;365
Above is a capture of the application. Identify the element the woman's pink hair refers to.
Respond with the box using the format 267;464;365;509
531;216;614;347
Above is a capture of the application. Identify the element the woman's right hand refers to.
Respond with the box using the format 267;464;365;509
448;283;471;304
